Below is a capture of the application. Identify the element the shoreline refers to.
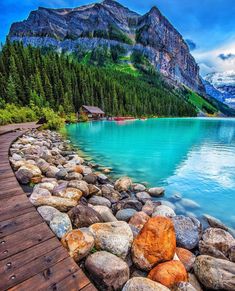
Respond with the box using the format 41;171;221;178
9;128;235;290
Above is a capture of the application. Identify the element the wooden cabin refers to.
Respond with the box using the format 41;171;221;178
80;105;105;120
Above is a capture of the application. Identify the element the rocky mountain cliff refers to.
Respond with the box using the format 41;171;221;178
9;0;204;94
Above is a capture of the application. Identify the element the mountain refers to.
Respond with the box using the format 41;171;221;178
204;71;235;108
8;0;204;95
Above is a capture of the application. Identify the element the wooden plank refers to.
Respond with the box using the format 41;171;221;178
49;269;92;291
9;257;79;291
0;222;54;260
0;189;24;200
0;244;67;290
0;211;42;238
81;283;97;291
0;195;33;222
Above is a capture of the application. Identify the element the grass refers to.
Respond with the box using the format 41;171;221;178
187;91;217;114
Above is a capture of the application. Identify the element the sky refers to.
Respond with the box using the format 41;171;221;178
1;0;235;76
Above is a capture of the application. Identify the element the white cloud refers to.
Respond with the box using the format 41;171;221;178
192;37;235;76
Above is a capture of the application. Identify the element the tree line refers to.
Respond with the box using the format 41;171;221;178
0;41;197;117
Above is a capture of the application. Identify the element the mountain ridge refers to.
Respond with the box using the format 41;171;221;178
8;0;204;95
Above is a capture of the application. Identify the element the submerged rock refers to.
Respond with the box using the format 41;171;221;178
132;217;176;270
85;251;129;290
148;187;165;197
152;205;176;218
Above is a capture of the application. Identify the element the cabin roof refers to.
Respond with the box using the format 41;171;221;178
82;105;105;114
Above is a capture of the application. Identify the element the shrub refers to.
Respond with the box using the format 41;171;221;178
41;108;65;130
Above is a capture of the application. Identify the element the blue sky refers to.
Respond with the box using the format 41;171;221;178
1;0;235;75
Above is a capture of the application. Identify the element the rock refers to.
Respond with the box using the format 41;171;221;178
88;196;111;208
85;251;129;290
148;187;165;197
229;245;235;262
30;195;77;211
175;282;197;291
142;200;155;216
161;200;177;211
123;277;170;291
46;165;60;178
113;199;142;213
37;205;60;223
132;217;176;270
133;183;146;192
82;166;93;175
176;247;196;271
129;211;149;232
52;182;68;195
188;274;203;291
88;184;101;195
114;177;132;192
49;213;72;238
12;153;23;161
199;227;235;259
68;204;103;228
148;260;188;289
57;187;83;202
194;255;235;290
180;199;200;209
89;221;133;259
38;181;57;192
66;172;83;181
31;176;42;184
172;216;201;250
16;163;42;184
61;229;94;261
152;205;176;218
135;192;151;203
55;168;68;179
93;205;117;222
67;180;89;196
116;209;137;222
73;165;83;174
203;214;228;231
83;174;97;184
101;185;122;203
97;173;109;184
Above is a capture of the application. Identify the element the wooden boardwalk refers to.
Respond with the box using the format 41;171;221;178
0;124;96;291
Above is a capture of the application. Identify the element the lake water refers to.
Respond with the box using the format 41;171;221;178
66;118;235;228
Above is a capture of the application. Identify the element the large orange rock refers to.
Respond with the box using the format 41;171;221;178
176;247;196;271
131;217;176;270
148;260;188;288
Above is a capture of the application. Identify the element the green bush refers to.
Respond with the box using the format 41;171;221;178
0;104;37;125
41;108;65;130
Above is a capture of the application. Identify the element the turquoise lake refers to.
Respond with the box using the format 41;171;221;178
66;118;235;228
